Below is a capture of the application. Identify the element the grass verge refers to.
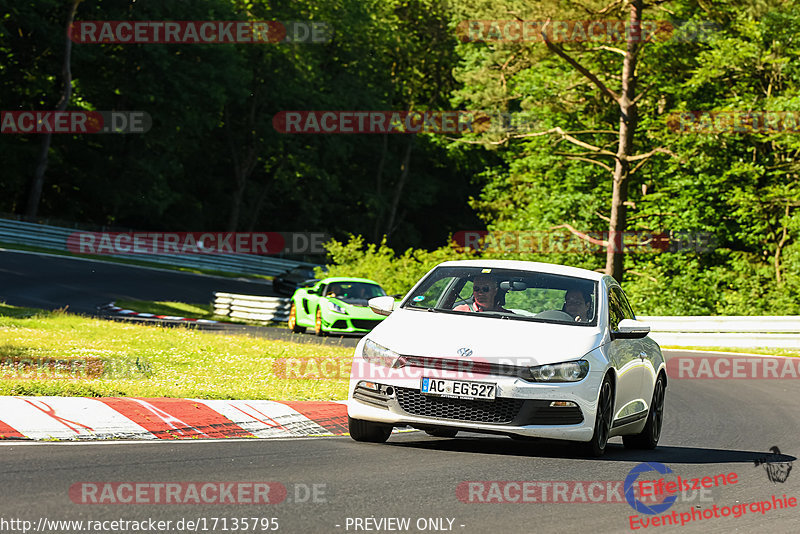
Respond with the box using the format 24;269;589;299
0;304;349;399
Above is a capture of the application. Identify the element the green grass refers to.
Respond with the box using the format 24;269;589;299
662;345;800;357
0;304;351;399
0;242;272;280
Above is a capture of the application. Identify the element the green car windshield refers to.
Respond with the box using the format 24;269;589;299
402;266;598;326
323;282;386;301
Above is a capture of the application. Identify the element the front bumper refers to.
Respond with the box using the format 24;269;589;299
322;316;384;333
347;368;605;442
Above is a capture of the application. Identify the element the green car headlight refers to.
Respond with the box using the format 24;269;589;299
327;301;348;314
362;339;406;368
529;360;589;382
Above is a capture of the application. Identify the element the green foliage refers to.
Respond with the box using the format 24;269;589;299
320;235;466;295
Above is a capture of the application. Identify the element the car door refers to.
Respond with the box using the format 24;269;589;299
618;287;660;409
605;283;648;423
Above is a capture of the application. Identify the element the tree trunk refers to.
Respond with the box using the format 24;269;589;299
385;138;414;241
604;0;642;281
774;203;790;285
371;133;389;241
247;162;283;231
224;97;260;232
25;0;81;219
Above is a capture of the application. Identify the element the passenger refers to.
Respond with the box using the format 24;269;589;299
563;289;592;322
454;275;510;313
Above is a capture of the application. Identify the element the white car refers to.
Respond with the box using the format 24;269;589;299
346;259;666;456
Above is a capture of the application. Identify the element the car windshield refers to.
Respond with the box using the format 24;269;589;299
324;282;386;301
402;266;598;326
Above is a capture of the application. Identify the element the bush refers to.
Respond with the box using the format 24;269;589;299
319;235;466;295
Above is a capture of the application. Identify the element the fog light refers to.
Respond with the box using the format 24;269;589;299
550;401;577;408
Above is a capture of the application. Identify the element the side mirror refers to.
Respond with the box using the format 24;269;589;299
368;296;396;316
611;318;651;340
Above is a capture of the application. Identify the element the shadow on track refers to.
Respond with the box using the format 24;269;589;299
385;435;796;465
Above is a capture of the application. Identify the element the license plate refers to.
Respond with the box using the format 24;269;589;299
420;377;496;400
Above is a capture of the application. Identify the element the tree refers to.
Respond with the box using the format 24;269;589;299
24;0;82;219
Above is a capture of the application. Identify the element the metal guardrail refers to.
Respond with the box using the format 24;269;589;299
640;316;800;349
0;218;315;277
214;293;290;322
209;294;800;349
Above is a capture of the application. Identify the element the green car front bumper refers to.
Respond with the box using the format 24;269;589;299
320;306;385;333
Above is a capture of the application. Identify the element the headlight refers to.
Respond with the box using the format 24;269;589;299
362;339;406;368
529;360;589;382
327;301;347;314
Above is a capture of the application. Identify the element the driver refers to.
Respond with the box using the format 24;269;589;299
454;274;510;313
563;289;592;322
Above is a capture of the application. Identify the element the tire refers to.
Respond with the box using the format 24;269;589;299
348;416;392;443
425;428;458;438
623;374;666;450
314;308;325;336
288;302;305;333
583;375;614;457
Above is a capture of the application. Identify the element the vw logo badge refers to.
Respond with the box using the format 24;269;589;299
457;347;473;358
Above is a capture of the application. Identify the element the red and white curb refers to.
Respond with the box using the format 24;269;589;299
98;303;219;324
0;397;356;441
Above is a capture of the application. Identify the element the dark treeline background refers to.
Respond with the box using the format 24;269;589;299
0;0;798;315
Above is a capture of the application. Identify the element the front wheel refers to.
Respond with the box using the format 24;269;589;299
623;375;666;450
288;302;305;333
314;308;325;336
348;416;392;443
583;375;614;457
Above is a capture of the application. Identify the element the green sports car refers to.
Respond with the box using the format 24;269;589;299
287;277;388;335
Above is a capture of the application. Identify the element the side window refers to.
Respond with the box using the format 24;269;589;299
607;287;624;331
616;287;636;320
410;277;454;308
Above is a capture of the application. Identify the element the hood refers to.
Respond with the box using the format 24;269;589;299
332;297;369;307
367;308;604;367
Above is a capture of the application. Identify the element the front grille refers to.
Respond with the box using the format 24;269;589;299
351;319;382;330
395;387;523;424
331;320;347;329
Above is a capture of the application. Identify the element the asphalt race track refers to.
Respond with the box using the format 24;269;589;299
0;249;361;347
0;249;272;315
1;366;798;533
1;250;798;532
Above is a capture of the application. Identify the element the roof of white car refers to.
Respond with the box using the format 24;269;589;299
435;259;605;281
